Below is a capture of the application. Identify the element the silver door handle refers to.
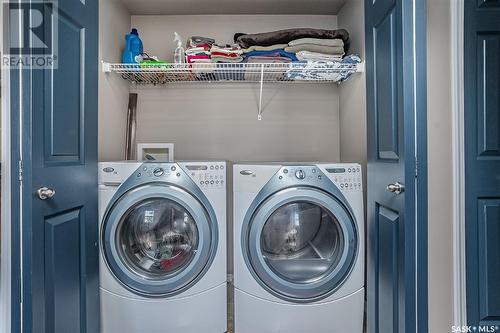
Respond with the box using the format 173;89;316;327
386;182;405;194
37;187;56;200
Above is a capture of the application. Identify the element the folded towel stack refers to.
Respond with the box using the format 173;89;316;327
186;36;215;64
235;28;350;63
286;37;345;61
235;28;350;49
210;44;244;63
186;36;215;48
285;38;345;61
183;29;353;67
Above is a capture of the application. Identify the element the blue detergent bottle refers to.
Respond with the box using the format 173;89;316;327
122;28;143;63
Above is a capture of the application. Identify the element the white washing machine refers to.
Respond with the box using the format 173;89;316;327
233;163;364;333
98;161;227;333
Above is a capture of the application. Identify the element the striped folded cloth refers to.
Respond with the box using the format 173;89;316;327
288;37;344;47
187;36;215;48
242;44;288;53
186;54;211;63
210;44;243;55
244;56;292;63
211;55;243;63
295;50;344;61
285;44;344;55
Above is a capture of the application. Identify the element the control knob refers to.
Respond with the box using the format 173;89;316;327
295;170;306;180
153;168;164;177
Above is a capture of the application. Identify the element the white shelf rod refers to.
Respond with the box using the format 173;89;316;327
258;64;264;121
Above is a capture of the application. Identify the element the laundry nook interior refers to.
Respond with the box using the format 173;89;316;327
98;1;367;166
97;1;368;332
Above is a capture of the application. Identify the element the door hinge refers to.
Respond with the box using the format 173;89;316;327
18;160;23;181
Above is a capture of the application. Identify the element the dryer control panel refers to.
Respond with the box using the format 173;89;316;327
273;164;362;193
184;162;226;189
325;165;363;192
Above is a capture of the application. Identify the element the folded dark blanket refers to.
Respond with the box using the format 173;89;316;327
234;28;350;52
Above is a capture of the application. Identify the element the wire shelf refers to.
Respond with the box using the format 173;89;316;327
102;61;364;85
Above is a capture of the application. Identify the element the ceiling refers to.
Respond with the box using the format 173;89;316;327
120;0;350;15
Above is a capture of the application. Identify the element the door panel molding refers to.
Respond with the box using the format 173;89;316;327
450;0;467;327
476;33;500;158
477;199;500;322
373;7;400;161
44;208;83;333
44;11;85;164
374;203;402;333
477;0;500;8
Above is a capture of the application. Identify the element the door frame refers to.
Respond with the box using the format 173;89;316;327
0;3;13;331
410;1;429;330
450;0;467;327
1;1;22;331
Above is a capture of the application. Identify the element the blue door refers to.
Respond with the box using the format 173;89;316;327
365;0;427;332
14;0;99;331
464;1;500;329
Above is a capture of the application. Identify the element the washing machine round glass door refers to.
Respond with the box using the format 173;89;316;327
102;183;216;297
245;186;357;302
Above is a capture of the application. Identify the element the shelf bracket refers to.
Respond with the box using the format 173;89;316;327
356;61;365;73
258;64;264;120
102;61;111;73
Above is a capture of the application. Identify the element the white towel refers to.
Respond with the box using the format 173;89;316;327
296;50;344;61
288;38;344;47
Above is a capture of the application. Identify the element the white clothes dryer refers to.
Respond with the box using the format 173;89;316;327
233;163;364;333
98;161;227;333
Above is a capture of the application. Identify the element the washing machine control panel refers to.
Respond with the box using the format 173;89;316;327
185;162;226;189
280;166;324;183
278;165;362;192
135;164;181;179
132;162;226;189
326;165;362;192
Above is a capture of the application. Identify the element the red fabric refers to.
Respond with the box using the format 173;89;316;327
211;51;240;57
187;54;211;63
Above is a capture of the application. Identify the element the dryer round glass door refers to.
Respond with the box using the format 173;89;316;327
118;198;199;279
244;187;357;302
102;183;216;297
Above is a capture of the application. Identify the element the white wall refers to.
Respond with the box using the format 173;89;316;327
427;0;454;331
337;0;366;167
99;0;131;161
337;0;367;219
129;15;341;163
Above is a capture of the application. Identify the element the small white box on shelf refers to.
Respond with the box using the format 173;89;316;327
137;143;174;162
